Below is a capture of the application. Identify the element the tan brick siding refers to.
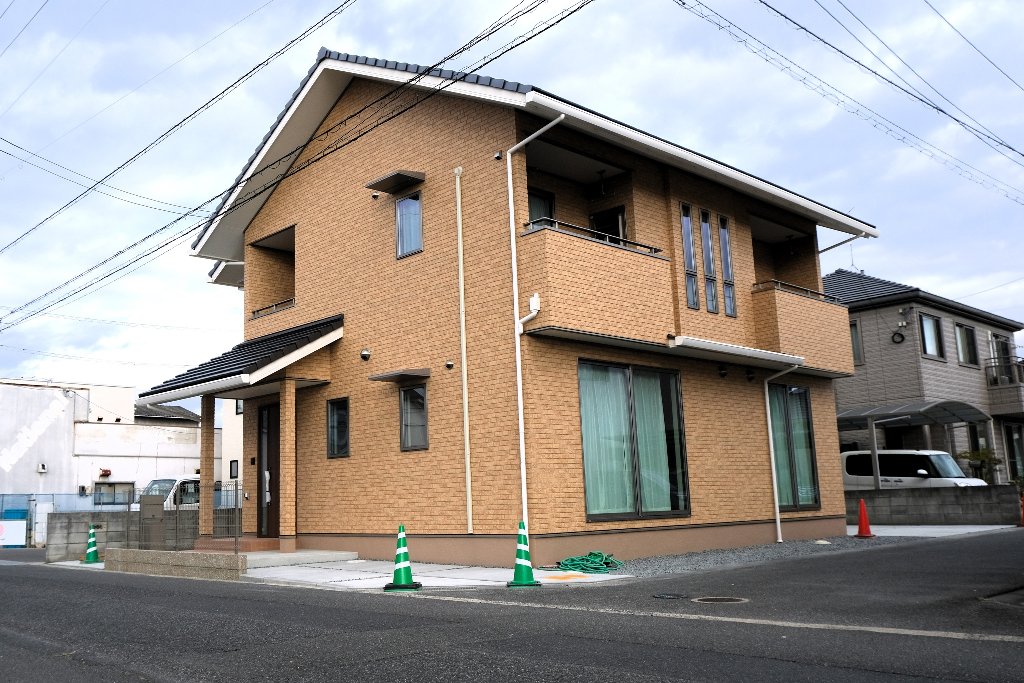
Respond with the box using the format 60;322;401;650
753;288;855;375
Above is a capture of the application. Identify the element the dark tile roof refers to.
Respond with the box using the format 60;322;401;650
140;313;344;397
134;404;200;422
822;269;915;303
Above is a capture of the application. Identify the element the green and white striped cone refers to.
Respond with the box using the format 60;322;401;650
83;524;100;564
383;524;422;592
507;520;541;587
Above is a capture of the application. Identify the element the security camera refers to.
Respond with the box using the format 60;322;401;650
494;151;502;160
371;191;380;200
445;360;455;370
359;349;371;361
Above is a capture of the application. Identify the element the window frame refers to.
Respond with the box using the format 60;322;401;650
527;187;555;227
92;482;134;506
718;215;736;317
919;313;945;359
235;399;243;415
850;319;865;365
768;383;821;512
699;209;719;314
680;203;700;310
954;323;979;366
327;397;350;459
399;384;429;452
577;359;690;522
229;459;239;479
395;191;423;259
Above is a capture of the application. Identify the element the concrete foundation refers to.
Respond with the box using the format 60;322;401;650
105;548;247;580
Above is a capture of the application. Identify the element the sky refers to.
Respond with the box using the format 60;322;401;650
0;0;1022;401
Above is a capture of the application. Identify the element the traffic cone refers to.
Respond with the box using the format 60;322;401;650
383;524;421;592
83;524;100;563
507;520;541;588
854;499;875;539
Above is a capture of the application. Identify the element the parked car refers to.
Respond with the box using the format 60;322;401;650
129;476;200;511
841;450;988;490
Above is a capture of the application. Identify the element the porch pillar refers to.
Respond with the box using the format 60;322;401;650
921;424;932;449
279;378;297;552
199;394;215;536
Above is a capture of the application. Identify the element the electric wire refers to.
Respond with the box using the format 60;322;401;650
0;0;47;62
0;0;110;121
670;0;1024;206
0;0;594;333
0;344;194;367
0;0;356;255
757;0;1024;162
0;1;16;24
922;0;1024;96
0;305;233;331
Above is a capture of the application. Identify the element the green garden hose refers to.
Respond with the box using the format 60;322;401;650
553;551;624;573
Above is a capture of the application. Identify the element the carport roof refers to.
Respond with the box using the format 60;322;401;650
836;400;990;430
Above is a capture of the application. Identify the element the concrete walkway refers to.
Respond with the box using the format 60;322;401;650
845;524;1017;537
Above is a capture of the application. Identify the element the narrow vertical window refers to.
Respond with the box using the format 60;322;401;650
327;397;350;458
235;399;244;415
768;384;819;510
681;204;699;309
850;320;864;364
400;385;428;451
955;323;978;365
700;209;718;313
229;460;239;479
919;313;944;358
718;216;736;317
396;192;422;258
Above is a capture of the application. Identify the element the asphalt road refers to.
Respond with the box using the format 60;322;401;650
1;531;1022;682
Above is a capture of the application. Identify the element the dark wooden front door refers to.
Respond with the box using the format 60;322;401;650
258;403;281;538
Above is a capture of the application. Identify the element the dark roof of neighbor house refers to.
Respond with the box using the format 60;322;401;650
134;404;200;422
140;313;344;397
823;269;1023;331
193;49;876;258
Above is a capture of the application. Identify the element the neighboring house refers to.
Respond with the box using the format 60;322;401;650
823;269;1024;483
0;378;234;499
139;50;878;564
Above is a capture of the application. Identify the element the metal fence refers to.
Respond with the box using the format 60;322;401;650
4;481;243;560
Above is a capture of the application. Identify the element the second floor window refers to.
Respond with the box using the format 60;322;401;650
955;324;978;365
718;216;736;317
681;204;699;309
396;193;422;258
850;320;864;364
919;313;944;358
700;209;718;313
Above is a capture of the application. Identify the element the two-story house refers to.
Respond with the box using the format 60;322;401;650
823;269;1024;484
139;50;878;564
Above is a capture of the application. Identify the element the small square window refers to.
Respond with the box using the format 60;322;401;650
396;193;422;258
400;385;428;451
327;398;350;458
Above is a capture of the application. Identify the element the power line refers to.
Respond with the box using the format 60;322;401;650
922;0;1024;96
0;0;110;121
757;0;1024;162
0;0;356;255
0;0;595;333
957;274;1024;300
0;305;234;331
671;0;1024;206
0;1;16;24
0;343;194;367
0;0;47;62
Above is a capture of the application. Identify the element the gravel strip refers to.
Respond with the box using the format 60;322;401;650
609;535;919;578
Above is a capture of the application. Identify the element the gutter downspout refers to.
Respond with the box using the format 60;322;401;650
507;114;565;529
764;364;800;543
454;166;473;534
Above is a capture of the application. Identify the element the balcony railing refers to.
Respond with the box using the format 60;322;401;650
985;357;1024;387
523;218;662;256
752;279;839;304
252;298;295;319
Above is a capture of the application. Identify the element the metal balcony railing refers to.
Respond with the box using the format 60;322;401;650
523;218;662;255
985;356;1024;387
252;298;295;319
752;279;840;304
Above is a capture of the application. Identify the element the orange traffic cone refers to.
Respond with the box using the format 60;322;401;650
854;498;875;539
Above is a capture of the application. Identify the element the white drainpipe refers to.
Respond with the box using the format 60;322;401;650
764;364;799;543
506;114;565;529
454;166;473;534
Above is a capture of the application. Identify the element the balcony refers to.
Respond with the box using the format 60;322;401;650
518;221;674;344
751;280;854;376
986;357;1024;417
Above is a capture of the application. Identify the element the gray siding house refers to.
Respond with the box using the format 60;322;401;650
823;269;1024;484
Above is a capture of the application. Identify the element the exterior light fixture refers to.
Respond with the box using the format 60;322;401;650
718;364;728;378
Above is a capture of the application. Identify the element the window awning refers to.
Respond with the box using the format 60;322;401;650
836;400;991;431
368;368;431;383
138;314;344;405
365;170;425;194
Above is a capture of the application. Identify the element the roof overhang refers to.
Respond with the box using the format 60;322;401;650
837;400;991;431
209;261;244;287
193;53;877;266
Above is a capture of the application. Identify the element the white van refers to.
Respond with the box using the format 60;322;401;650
841;450;988;490
130;477;201;510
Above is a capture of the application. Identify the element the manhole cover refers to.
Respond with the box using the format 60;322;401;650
652;593;688;599
692;596;748;604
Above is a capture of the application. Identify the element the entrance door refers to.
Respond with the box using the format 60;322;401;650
258;403;281;538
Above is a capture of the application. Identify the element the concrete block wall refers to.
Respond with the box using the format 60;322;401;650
845;486;1021;525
